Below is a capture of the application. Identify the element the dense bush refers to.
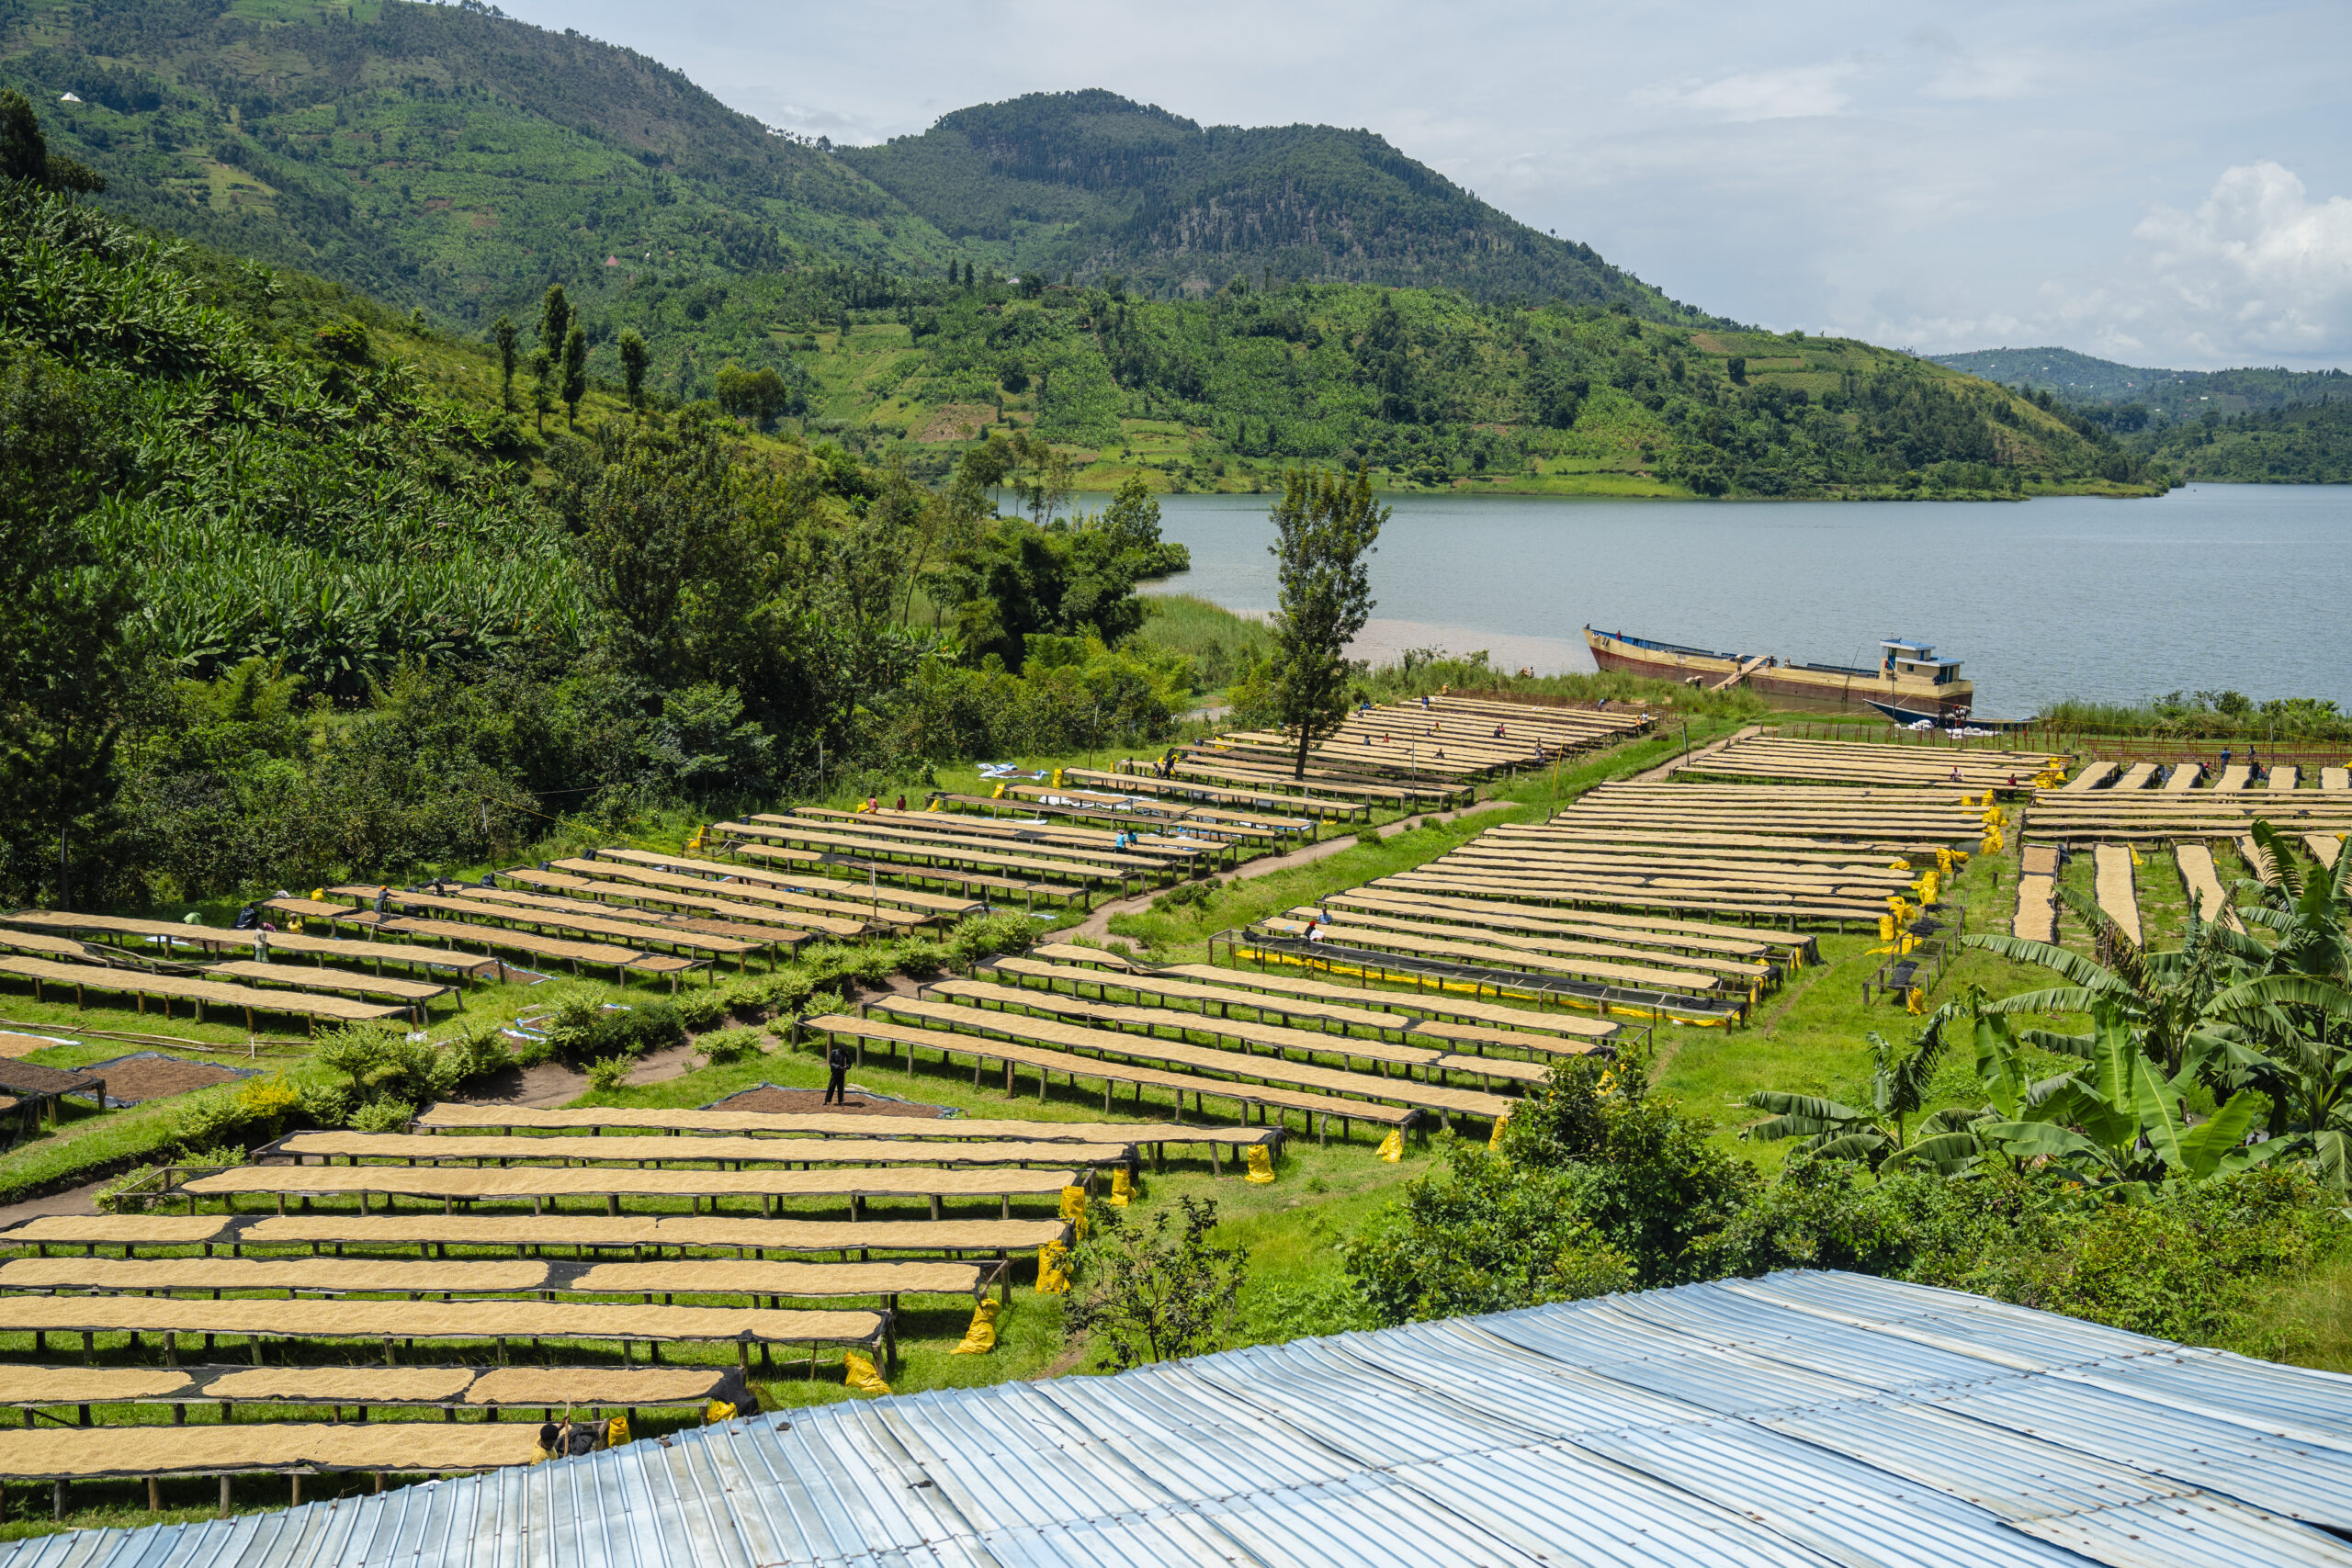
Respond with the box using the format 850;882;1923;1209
315;1021;509;1115
539;997;683;1066
1347;1143;1634;1324
943;911;1036;969
1349;1055;2351;1359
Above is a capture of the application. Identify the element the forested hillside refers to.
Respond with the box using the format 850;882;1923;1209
1933;346;2350;423
840;90;1711;313
0;149;1198;911
0;0;962;321
750;274;2164;501
2135;400;2352;484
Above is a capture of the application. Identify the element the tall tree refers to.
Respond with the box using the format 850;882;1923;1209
528;347;553;434
537;285;571;365
616;329;650;412
1267;468;1384;779
560;322;588;427
0;91;104;194
0;358;136;908
579;417;731;682
492;316;518;411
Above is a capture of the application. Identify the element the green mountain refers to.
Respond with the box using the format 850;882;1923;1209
1931;346;2349;424
840;90;1712;314
0;3;1712;345
0;0;960;325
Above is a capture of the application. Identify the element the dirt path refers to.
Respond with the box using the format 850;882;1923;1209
0;1178;110;1231
1632;723;1761;784
1065;798;1512;943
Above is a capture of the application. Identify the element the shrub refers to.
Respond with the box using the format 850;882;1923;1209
168;1074;311;1159
349;1095;416;1133
1066;1196;1249;1371
1149;880;1214;914
1348;1141;1634;1325
755;971;818;1015
716;976;772;1020
699;1026;764;1066
295;1079;352;1129
1354;829;1385;849
317;1021;510;1106
1498;1049;1758;1287
585;1055;635;1091
597;1001;683;1058
673;989;729;1031
943;911;1034;969
540;997;683;1065
893;940;949;978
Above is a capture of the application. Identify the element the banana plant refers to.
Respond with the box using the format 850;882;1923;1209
2233;820;2351;986
1973;1001;2278;1193
1743;1002;1989;1173
1963;883;2330;1079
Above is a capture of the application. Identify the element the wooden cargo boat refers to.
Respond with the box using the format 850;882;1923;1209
1584;627;1975;720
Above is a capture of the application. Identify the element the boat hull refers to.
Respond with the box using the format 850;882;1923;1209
1587;629;1973;720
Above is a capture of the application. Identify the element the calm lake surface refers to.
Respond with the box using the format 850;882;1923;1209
1134;484;2352;716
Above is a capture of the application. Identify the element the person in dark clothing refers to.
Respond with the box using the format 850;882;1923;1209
232;903;258;931
824;1040;854;1105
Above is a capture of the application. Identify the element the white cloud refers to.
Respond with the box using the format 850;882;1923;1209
1632;60;1867;122
2133;161;2352;355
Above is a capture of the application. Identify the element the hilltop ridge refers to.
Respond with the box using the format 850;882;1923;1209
1932;346;2349;423
841;89;1714;314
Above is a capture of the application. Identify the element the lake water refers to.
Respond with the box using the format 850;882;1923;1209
1133;484;2352;717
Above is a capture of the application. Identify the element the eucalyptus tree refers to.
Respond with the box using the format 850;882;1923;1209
1268;468;1384;780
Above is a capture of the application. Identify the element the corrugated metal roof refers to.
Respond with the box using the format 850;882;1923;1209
9;1270;2352;1567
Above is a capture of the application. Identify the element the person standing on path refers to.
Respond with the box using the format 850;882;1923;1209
824;1039;854;1105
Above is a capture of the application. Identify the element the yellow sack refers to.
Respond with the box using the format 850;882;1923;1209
1487;1111;1511;1151
1905;987;1928;1016
1105;1166;1133;1207
1052;768;1064;787
309;887;325;902
1935;847;1954;877
687;827;707;852
1888;858;1911;872
926;797;942;811
1876;914;1894;942
1036;1240;1071;1294
952;1299;1001;1356
842;1350;892;1396
1058;1185;1090;1240
1376;1129;1404;1162
2130;847;2143;866
991;782;1006;799
1244;1145;1276;1184
1981;829;2004;855
705;1400;738;1425
605;1414;631;1448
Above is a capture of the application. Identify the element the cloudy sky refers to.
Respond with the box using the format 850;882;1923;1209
503;0;2351;370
